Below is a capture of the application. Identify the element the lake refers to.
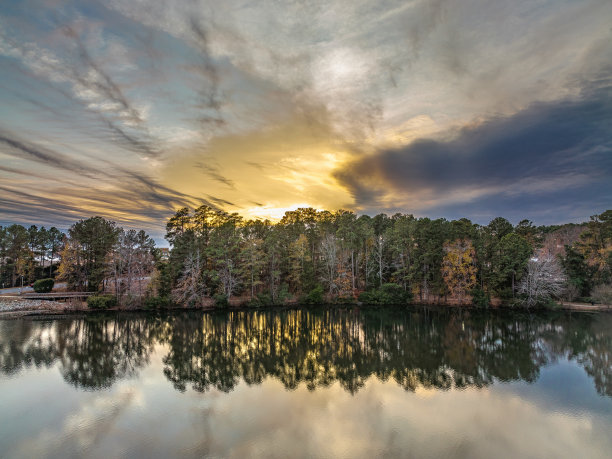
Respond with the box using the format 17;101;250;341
1;307;611;458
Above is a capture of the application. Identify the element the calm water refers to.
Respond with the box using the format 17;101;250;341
1;307;611;458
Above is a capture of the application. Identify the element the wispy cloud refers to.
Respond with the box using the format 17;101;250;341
194;161;235;189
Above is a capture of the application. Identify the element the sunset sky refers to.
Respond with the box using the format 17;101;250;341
1;0;611;241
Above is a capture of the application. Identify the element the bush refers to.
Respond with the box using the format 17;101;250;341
277;283;291;304
214;293;229;308
470;287;490;308
87;294;117;309
359;283;412;305
301;285;324;305
334;295;357;305
247;292;274;307
144;296;172;309
33;278;54;293
591;284;612;305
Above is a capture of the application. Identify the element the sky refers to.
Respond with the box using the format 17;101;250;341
1;0;611;242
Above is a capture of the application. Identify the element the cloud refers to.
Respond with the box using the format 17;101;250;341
195;161;235;189
0;128;102;177
0;129;228;241
334;87;612;222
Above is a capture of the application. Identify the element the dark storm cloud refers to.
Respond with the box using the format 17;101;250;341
335;87;612;221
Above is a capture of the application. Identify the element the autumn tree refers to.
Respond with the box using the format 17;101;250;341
578;210;612;286
441;239;477;305
58;237;86;291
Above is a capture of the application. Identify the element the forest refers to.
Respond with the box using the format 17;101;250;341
1;207;611;308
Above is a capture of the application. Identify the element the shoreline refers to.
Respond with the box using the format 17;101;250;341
1;296;610;319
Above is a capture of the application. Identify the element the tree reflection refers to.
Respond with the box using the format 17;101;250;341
0;309;611;396
0;314;160;389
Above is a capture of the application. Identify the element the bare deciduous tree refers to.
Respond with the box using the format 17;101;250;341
320;233;338;293
518;255;566;307
373;234;387;287
109;229;156;305
172;250;205;307
218;258;240;300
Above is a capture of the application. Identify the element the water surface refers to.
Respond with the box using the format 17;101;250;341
1;307;611;458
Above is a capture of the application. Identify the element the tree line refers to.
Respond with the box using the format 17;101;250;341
2;208;611;307
0;224;63;288
162;206;612;307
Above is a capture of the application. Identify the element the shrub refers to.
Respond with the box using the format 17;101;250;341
144;296;172;309
301;285;324;305
359;283;411;305
33;278;54;293
87;294;117;309
334;295;357;305
277;283;291;304
591;284;612;305
214;293;229;308
470;287;489;308
247;292;274;307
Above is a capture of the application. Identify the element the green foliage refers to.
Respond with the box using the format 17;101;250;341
496;233;532;297
333;295;357;305
541;299;562;310
87;294;117;309
247;291;274;307
561;245;594;298
213;293;229;308
277;283;291;304
470;286;490;308
143;296;172;309
578;210;612;286
359;283;412;305
33;278;54;293
301;285;324;305
247;285;291;307
60;217;120;292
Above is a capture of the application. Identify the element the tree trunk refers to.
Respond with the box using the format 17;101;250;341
351;250;355;290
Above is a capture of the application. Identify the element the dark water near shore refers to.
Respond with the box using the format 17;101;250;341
1;307;611;458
